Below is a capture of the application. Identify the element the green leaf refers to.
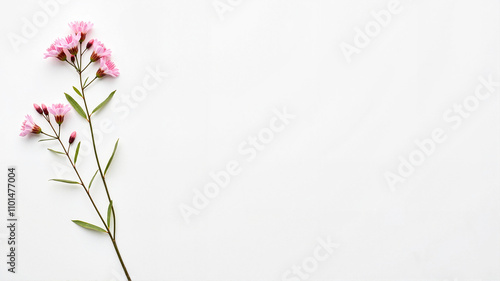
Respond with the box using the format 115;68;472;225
72;220;107;233
39;138;56;142
84;77;89;87
104;139;119;175
107;200;113;227
47;148;65;155
65;93;87;119
88;170;98;190
74;142;81;163
92;90;116;114
50;179;81;185
73;86;82;97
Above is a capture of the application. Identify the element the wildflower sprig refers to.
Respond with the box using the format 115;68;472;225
20;21;130;281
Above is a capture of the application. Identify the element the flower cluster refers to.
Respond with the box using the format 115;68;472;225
43;21;119;78
20;103;75;142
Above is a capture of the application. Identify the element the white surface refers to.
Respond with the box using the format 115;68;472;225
0;0;499;280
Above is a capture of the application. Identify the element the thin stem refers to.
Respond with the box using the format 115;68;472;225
41;131;57;138
66;60;78;72
43;118;108;232
43;117;131;281
74;54;80;71
78;71;117;233
83;76;98;90
81;61;92;73
76;53;129;280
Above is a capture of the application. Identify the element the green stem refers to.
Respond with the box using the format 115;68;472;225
81;61;92;73
84;76;98;90
45;117;130;280
75;47;129;280
43;117;109;233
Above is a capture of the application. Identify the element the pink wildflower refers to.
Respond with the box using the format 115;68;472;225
90;40;112;62
44;40;66;61
48;104;72;124
96;58;119;78
57;34;81;56
20;115;41;137
68;21;93;42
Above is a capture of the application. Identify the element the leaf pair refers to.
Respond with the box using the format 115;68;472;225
72;201;113;234
65;90;116;119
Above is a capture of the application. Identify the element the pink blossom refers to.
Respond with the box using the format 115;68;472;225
48;104;72;124
96;58;120;78
20;115;41;137
90;40;112;62
56;34;81;55
68;21;93;41
69;131;77;144
44;40;66;61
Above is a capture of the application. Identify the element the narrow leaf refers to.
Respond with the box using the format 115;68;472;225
74;141;81;163
92;90;116;114
73;86;82;97
107;200;113;227
88;170;98;190
50;179;81;184
39;138;56;142
65;93;87;119
104;139;119;175
84;77;89;87
72;220;106;233
47;148;65;155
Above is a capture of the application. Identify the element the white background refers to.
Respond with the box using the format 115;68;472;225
0;0;499;280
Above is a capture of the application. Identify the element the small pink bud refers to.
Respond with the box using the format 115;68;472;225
86;39;94;50
69;131;76;144
33;104;43;115
41;104;49;115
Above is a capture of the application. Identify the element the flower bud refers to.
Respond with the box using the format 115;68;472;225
69;131;76;144
32;125;42;134
96;68;105;78
41;104;49;115
33;103;43;115
71;55;75;63
86;39;94;50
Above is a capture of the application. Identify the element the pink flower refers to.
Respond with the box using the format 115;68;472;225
44;40;66;61
56;34;81;56
69;131;77;144
20;115;41;137
68;21;93;41
90;40;112;62
48;104;72;124
96;58;119;78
